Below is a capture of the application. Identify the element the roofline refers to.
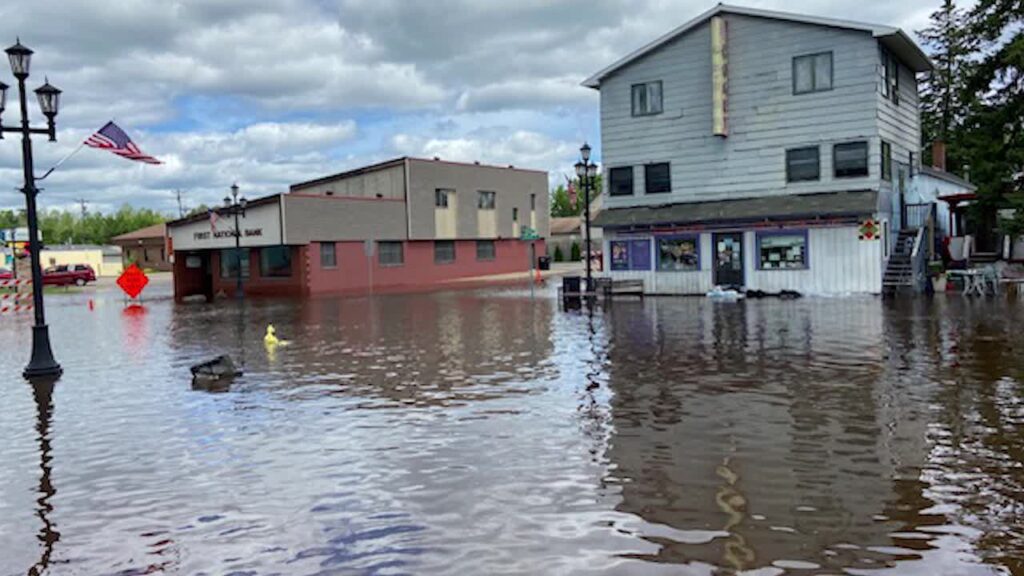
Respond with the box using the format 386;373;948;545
405;156;548;175
918;165;978;191
582;3;932;88
290;156;548;193
166;193;283;228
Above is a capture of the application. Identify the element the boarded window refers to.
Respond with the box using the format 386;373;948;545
477;190;496;209
758;232;808;270
378;241;403;266
834;142;869;178
793;52;832;94
657;236;699;271
320;242;337;268
220;248;250;278
631;81;663;116
644;163;671;194
609;166;634;196
260;246;292;277
786;147;820;182
434;240;456;264
476;240;495;261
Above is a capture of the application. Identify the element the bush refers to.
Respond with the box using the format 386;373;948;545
570;242;581;261
553;245;564;262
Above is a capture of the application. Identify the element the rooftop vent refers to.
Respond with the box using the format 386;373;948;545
433;156;440;161
325;190;335;196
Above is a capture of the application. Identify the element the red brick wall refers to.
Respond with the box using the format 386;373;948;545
210;246;306;298
172;252;210;302
307;239;545;295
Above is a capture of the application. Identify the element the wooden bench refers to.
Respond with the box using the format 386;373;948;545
604;279;644;299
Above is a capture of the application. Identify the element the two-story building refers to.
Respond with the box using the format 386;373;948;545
587;5;933;295
167;157;548;301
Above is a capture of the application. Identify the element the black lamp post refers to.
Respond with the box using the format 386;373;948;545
223;183;247;299
575;143;598;292
0;39;62;380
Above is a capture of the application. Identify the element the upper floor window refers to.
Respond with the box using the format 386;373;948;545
609;166;634;196
512;207;519;222
834;142;869;178
435;188;453;208
530;193;536;211
793;52;832;94
477;190;496;210
645;163;671;194
786;146;820;182
881;141;892;181
880;48;900;104
631;81;663;116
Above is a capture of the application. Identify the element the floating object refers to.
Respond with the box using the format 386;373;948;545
190;355;242;383
706;286;745;300
88;299;94;311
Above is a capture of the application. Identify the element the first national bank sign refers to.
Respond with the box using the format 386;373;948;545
170;199;282;251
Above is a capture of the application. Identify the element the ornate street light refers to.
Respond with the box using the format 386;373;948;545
223;183;248;299
575;143;598;292
0;39;62;380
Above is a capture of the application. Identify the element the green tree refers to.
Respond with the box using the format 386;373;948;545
38;205;167;245
570;242;581;261
553;245;564;262
919;0;975;170
549;175;603;218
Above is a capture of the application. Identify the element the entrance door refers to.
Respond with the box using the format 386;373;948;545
713;232;744;288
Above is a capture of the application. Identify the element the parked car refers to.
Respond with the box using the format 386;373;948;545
0;268;12;281
42;264;96;286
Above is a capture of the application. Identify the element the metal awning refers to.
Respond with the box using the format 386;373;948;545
592;191;878;229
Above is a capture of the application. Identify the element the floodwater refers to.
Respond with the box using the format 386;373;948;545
0;281;1022;576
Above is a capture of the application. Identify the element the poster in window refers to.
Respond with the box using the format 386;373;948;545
610;241;630;271
629;239;651;271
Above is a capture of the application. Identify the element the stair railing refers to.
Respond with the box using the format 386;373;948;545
911;207;935;293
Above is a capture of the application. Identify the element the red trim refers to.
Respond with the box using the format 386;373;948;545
939;193;977;203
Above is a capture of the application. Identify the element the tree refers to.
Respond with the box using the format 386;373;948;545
960;0;1024;241
38;205;167;245
549;175;603;218
553;245;565;262
570;242;581;262
919;0;975;171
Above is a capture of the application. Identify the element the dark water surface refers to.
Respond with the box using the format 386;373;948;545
1;283;1022;575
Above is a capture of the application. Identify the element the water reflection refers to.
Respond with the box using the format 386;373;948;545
0;288;1021;574
28;377;60;576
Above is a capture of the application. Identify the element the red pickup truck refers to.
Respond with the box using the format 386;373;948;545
43;264;96;286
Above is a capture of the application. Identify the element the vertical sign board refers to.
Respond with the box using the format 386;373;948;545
711;15;728;137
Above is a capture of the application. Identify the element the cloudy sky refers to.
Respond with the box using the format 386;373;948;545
0;0;947;216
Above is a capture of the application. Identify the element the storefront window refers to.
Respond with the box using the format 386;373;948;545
260;246;292;277
220;248;250;278
379;242;404;266
657;236;700;271
757;232;808;270
610;239;651;271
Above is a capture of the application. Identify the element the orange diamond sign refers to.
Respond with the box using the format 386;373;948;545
117;264;149;299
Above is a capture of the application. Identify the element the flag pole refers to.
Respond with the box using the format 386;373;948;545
36;140;86;182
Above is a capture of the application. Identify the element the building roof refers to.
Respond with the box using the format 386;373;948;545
111;222;167;243
582;4;932;88
918;165;977;191
592;190;878;229
42;244;119;252
166;193;282;228
550;217;582;235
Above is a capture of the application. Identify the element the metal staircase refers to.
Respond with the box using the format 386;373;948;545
882;229;918;294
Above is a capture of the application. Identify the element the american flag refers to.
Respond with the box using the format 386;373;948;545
566;175;578;210
208;209;220;232
84;121;162;164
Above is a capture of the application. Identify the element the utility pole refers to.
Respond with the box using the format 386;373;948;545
175;189;185;218
76;198;87;218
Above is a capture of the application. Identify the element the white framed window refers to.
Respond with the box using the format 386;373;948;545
786;146;820;182
631;81;663;116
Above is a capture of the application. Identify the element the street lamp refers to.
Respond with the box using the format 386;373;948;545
575;143;598;292
222;183;247;299
0;39;62;380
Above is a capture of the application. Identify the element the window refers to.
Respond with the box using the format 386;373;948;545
644;163;671;194
435;188;452;208
435;240;456;264
881;47;900;104
609;166;634;196
220;248;250;279
609;239;652;271
477;190;496;210
530;194;536;211
786;146;820;182
793;52;832;94
757;232;808;270
834;142;869;178
320;242;337;268
260;246;292;277
476;240;495;261
657;236;700;271
631;81;663;116
379;241;404;266
881;141;892;181
143;249;150;262
512;207;519;222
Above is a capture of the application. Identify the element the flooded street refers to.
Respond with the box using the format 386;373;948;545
1;283;1022;575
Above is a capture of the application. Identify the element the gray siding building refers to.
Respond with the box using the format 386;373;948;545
587;5;932;295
